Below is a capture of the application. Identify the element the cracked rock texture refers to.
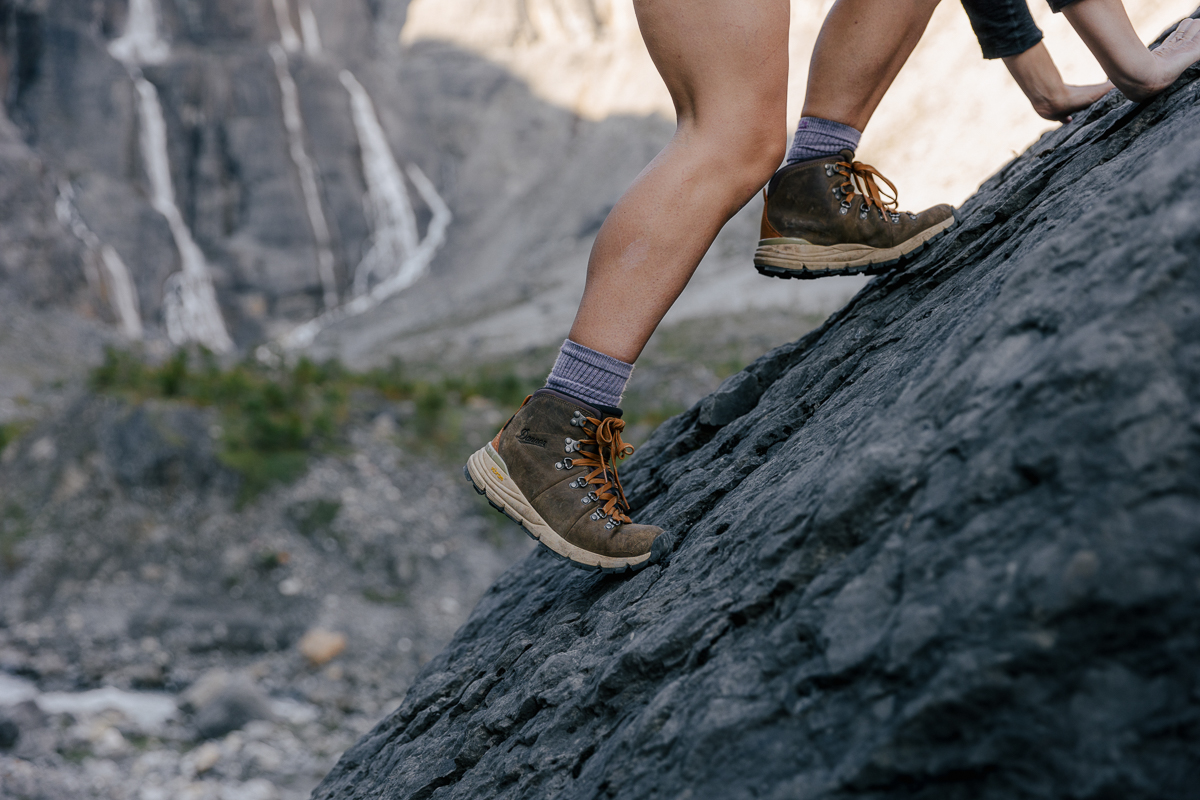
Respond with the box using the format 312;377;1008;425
312;47;1200;800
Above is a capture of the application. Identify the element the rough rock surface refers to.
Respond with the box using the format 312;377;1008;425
312;55;1200;800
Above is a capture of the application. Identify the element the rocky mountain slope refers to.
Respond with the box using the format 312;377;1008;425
0;377;534;798
312;39;1200;800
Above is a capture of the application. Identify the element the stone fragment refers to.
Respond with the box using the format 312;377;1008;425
298;629;347;666
184;671;273;741
191;741;222;775
90;725;128;758
698;371;761;427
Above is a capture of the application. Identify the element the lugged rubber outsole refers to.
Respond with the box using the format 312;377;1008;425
463;445;660;574
753;215;956;279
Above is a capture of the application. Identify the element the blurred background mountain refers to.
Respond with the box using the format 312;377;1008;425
0;1;1192;798
1;0;1184;369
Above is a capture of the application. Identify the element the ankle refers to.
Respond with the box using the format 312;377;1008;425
786;117;861;164
544;340;633;411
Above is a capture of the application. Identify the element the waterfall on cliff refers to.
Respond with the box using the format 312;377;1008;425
340;71;424;297
299;1;323;57
54;183;144;340
272;0;303;53
279;71;449;350
107;0;168;64
272;0;323;57
108;0;233;352
133;77;234;352
270;44;339;311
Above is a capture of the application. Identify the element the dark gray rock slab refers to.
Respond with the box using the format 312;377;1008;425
697;370;761;427
311;59;1200;800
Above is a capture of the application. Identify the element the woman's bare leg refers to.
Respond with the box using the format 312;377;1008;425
755;0;955;281
802;0;943;131
567;0;790;364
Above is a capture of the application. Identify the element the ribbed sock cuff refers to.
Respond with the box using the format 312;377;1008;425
786;116;862;164
544;339;634;410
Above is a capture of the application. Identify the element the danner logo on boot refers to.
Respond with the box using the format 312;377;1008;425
516;428;547;448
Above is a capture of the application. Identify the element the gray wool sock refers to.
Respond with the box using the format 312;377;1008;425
786;116;862;163
544;339;634;410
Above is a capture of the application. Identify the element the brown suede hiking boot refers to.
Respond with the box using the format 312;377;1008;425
464;389;669;573
755;149;956;278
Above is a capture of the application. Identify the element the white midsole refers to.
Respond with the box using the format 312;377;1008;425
466;444;651;571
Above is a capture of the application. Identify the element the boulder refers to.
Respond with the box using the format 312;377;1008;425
311;52;1200;800
184;670;274;740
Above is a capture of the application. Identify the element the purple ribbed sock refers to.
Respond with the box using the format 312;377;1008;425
544;339;634;410
786;116;862;163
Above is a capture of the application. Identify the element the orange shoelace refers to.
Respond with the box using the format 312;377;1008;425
834;159;900;219
568;414;635;525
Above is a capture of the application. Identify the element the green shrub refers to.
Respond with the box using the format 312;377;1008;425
86;346;667;499
288;498;342;537
0;503;29;572
158;350;189;397
414;383;448;437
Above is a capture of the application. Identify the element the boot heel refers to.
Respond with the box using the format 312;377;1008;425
466;445;546;537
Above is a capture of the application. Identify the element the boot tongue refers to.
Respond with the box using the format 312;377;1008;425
838;148;856;162
594;402;623;420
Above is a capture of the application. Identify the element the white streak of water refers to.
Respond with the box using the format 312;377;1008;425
273;61;450;350
0;672;38;706
99;246;145;340
54;182;103;290
54;182;144;339
0;675;178;734
339;70;422;298
272;0;302;53
134;76;233;352
107;0;168;64
37;687;178;732
299;1;323;56
281;162;450;349
270;44;338;311
395;163;451;287
108;0;232;351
